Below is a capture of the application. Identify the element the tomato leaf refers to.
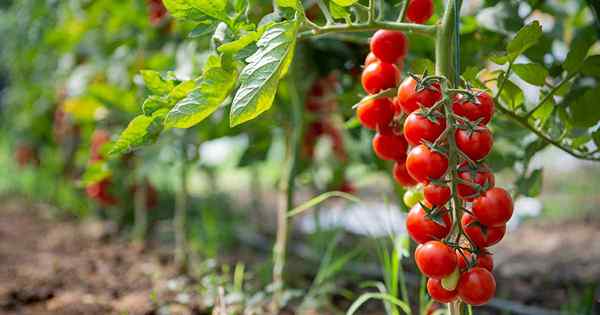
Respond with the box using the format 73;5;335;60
512;63;548;86
569;87;600;128
109;109;167;156
329;1;350;20
82;161;111;185
563;27;596;75
275;0;301;10
140;70;176;95
506;21;542;61
499;79;524;110
229;21;298;127
163;0;229;22
164;55;240;128
516;168;543;197
189;21;218;38
581;55;600;77
332;0;358;6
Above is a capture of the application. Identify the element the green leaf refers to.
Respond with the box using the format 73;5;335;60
410;58;435;74
140;70;176;95
500;79;524;110
189;21;218;38
169;80;196;99
592;130;600;148
332;0;359;6
329;1;351;19
512;63;548;86
229;21;299;127
164;55;240;128
82;161;111;185
217;25;269;54
506;21;543;60
581;55;600;77
142;95;170;116
162;0;210;21
517;168;543;197
109;109;167;156
563;28;596;74
275;0;301;10
531;98;553;123
570;87;600;128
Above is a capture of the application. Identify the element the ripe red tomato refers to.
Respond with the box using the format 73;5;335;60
396;77;442;113
457;267;496;306
15;144;37;168
356;98;395;131
370;30;408;64
364;52;378;67
456;162;495;201
452;91;495;125
472;187;514;227
372;132;408;161
86;178;118;206
427;278;458;303
406;0;435;24
455;127;493;161
403;111;446;146
361;61;400;94
456;250;494;272
406;203;452;244
415;241;457;279
406;144;448;184
147;0;168;26
424;184;451;206
461;213;506;248
90;129;111;162
393;161;418;187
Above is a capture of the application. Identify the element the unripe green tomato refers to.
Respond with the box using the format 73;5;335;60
403;189;423;208
441;266;460;291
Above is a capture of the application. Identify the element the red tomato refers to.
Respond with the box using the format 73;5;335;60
455;127;493;161
456;162;495;201
361;61;400;94
90;129;111;162
396;77;442;113
403;111;446;146
15;144;37;167
461;213;505;248
370;30;408;64
472;187;514;227
452;91;495;125
393;161;418;187
356;98;395;131
147;0;168;26
372;132;408;161
427;278;458;303
86;178;118;206
406;203;452;244
406;144;448;184
458;267;496;306
456;250;494;272
415;241;457;279
406;0;435;24
364;52;378;67
424;184;451;206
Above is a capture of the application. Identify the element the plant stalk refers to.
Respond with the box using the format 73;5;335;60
174;138;189;272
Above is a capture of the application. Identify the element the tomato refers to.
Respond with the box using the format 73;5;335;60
457;267;496;306
472;187;514;227
424;184;451;206
406;203;452;244
396;77;442;113
415;241;457;279
403;189;424;208
403;111;446;146
406;0;435;24
147;0;168;26
15;144;37;167
456;162;495;201
86;178;118;206
361;61;400;94
339;181;356;194
372;132;408;161
91;129;111;162
406;144;448;184
393;161;418;187
456;250;494;272
461;213;505;248
455;127;493;161
370;30;408;64
356;98;395;131
452;91;495;125
427;278;458;303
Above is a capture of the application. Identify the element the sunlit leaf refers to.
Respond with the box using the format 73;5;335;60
109;109;167;156
512;63;548;86
140;70;176;95
82;161;111;185
329;1;350;20
506;21;543;60
563;27;596;75
63;97;104;122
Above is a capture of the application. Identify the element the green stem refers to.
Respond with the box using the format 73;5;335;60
174;138;189;272
396;0;410;22
299;21;437;39
316;0;334;25
524;72;577;118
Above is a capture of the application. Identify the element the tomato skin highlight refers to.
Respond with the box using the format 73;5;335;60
457;162;495;201
361;61;400;94
396;78;442;113
406;0;435;24
372;132;408;161
415;241;457;279
403;111;447;146
370;30;408;64
456;250;494;272
452;91;495;125
406;203;452;244
424;184;451;206
393;161;418;187
458;267;496;306
356;98;395;131
427;278;458;303
461;213;506;248
455;127;493;161
406;144;448;184
472;187;514;227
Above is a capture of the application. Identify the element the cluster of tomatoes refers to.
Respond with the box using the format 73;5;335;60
355;6;513;305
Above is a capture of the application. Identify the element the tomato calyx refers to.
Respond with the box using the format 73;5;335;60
419;201;450;228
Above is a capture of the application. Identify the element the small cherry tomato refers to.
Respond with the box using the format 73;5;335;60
362;61;400;94
457;267;496;306
472;187;514;227
406;0;435;24
403;111;446;146
406;202;452;244
393;161;418;187
455;127;493;161
452;91;495;125
456;162;495;201
397;77;442;113
356;98;395;131
456;250;494;272
424;183;451;206
461;213;506;248
403;189;424;208
406;144;448;184
427;278;458;303
370;30;408;64
372;132;408;161
415;241;457;279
